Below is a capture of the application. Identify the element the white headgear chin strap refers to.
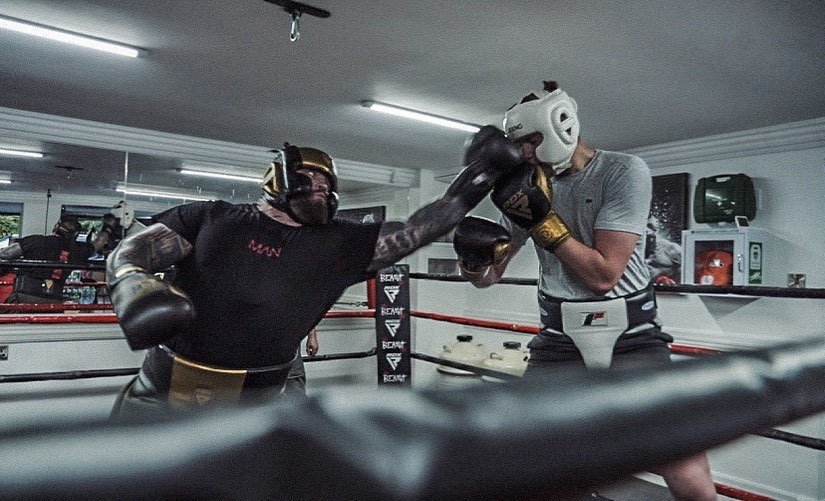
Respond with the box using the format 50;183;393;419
503;88;580;175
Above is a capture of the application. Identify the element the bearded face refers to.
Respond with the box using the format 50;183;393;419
288;192;330;225
286;168;333;225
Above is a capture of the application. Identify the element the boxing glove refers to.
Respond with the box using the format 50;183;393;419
491;164;571;252
453;216;511;272
446;125;525;210
108;266;195;350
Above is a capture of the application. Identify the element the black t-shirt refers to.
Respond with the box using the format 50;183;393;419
154;201;382;368
18;234;93;281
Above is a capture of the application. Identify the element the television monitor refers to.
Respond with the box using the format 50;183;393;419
693;174;756;223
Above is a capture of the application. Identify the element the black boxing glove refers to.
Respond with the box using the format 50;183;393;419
491;164;571;252
453;216;511;272
463;125;524;170
108;266;195;350
446;125;524;210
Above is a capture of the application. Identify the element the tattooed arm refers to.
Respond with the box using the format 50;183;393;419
106;224;195;350
106;223;192;278
368;126;525;272
369;195;469;272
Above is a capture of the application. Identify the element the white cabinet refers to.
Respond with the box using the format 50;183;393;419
681;228;771;286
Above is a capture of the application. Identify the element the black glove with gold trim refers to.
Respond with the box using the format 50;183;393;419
109;266;195;350
453;216;511;273
491;164;571;252
447;125;524;210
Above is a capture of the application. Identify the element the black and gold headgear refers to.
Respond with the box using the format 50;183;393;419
262;143;339;219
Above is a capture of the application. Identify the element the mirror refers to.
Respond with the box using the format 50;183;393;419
0;110;418;313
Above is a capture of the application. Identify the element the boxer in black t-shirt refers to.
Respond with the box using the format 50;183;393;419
108;132;524;418
0;215;94;304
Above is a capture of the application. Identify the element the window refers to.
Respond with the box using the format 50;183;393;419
61;205;112;242
62;204;154;241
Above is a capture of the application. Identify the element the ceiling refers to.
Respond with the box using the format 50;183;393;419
0;0;824;202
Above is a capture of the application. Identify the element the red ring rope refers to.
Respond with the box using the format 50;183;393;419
715;483;777;501
411;310;540;334
0;314;118;324
0;306;722;360
0;303;112;312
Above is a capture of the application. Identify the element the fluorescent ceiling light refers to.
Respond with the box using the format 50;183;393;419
117;183;213;202
0;148;43;158
0;15;144;58
0;180;11;185
361;101;481;133
179;169;260;183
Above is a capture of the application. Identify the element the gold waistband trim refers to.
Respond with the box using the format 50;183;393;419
172;355;248;376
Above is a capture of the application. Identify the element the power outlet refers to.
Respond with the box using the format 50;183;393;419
0;345;7;361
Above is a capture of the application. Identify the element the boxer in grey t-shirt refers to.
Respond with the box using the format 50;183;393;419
453;81;717;500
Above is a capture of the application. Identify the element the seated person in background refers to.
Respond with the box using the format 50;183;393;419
0;215;95;304
92;200;146;256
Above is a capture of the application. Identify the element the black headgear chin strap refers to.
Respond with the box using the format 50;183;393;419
261;143;339;223
262;190;338;225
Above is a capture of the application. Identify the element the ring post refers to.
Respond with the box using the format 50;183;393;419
366;278;377;309
374;265;411;386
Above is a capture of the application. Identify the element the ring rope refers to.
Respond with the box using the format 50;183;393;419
0;350;378;384
0;259;105;271
1;304;821;501
409;272;825;299
713;484;777;501
410;308;825;459
754;428;825;451
411;309;719;357
2;292;822;460
0;367;139;384
0;314;118;324
0;281;108;287
410;352;521;381
0;303;113;312
411;310;539;334
8;337;825;499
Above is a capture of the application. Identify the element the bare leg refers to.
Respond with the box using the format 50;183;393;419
653;453;717;501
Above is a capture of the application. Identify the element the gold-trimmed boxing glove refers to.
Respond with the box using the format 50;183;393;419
108;265;195;350
453;216;511;276
491;164;571;251
446;125;525;211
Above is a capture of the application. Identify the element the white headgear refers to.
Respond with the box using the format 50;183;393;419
111;200;134;228
503;83;580;175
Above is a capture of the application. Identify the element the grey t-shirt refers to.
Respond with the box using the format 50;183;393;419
502;150;652;300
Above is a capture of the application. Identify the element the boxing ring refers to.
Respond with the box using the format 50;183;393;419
2;262;825;500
